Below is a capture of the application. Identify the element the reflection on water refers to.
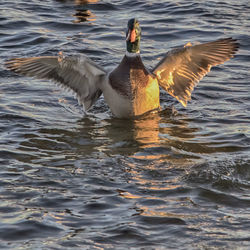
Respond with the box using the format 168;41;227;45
133;111;161;149
56;0;98;23
56;0;99;5
73;9;96;23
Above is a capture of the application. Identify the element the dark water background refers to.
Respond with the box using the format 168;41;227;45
0;0;250;249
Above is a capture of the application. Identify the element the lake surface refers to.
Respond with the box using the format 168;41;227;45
0;0;250;249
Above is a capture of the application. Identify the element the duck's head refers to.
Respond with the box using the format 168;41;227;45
126;18;141;53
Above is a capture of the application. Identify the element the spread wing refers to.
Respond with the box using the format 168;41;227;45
152;38;239;107
5;53;107;111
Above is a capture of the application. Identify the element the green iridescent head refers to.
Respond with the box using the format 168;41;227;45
126;18;141;53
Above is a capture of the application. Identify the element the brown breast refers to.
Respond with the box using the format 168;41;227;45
109;54;160;116
109;54;149;98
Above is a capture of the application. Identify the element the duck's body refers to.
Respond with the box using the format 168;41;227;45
6;18;239;118
105;53;159;117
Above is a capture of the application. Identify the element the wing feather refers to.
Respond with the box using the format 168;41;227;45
5;54;107;110
153;38;239;107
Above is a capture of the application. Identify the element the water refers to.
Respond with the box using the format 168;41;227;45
0;0;250;249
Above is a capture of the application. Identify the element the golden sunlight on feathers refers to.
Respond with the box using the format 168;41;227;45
153;38;239;107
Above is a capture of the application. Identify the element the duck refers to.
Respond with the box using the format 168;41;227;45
6;18;239;118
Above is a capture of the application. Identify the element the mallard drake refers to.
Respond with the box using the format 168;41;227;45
6;18;238;118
